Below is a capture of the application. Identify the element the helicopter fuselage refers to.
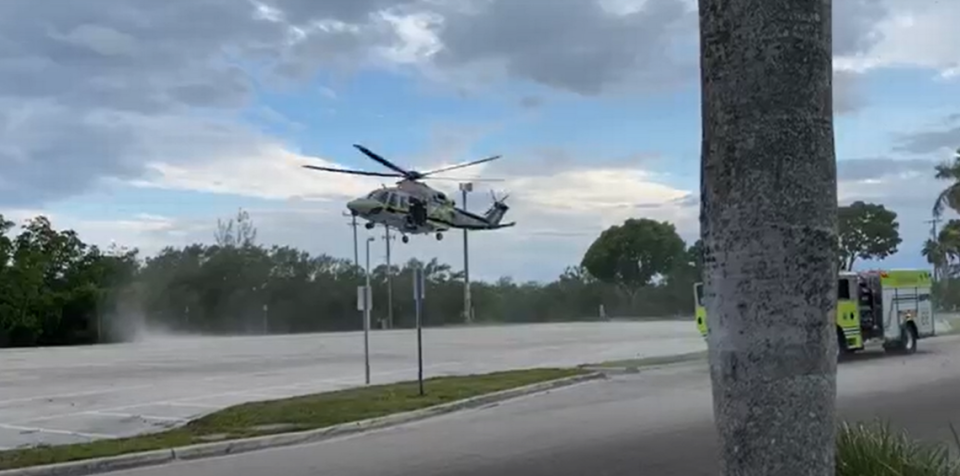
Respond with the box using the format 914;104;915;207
346;183;514;243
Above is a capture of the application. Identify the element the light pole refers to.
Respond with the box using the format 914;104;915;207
383;226;396;329
344;211;359;268
364;236;374;385
459;182;473;323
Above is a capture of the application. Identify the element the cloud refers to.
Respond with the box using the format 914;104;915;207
834;0;960;78
836;157;934;183
423;0;698;95
0;0;422;208
518;96;545;109
893;125;960;155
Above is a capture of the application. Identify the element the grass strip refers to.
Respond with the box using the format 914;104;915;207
0;368;586;471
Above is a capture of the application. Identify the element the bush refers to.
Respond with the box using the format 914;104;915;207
837;420;960;476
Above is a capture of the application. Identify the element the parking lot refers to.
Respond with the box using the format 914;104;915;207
0;320;703;449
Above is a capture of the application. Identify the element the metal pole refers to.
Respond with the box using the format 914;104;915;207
384;226;394;329
414;265;424;396
460;183;473;323
344;212;360;269
364;237;373;385
351;216;359;268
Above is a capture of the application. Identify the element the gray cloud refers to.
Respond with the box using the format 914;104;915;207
0;0;406;207
518;95;545;109
893;125;960;155
478;146;662;178
833;0;888;56
430;0;697;95
836;157;936;182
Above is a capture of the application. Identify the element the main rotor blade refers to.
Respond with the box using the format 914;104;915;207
302;165;403;178
353;144;412;177
422;176;505;182
419;155;502;177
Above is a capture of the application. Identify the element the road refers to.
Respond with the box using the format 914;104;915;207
0;321;702;449
106;334;960;476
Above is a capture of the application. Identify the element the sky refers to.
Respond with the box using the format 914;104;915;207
1;0;959;283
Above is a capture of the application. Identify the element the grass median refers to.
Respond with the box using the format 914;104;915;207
0;368;587;471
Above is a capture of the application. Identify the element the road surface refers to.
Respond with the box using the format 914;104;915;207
0;321;702;449
105;334;960;476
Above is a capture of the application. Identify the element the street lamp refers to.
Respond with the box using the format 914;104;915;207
459;182;473;323
363;236;375;384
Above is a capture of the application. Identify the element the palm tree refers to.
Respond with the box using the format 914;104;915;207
932;148;960;218
698;0;836;474
922;238;946;281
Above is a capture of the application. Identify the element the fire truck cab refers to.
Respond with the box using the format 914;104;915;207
694;269;935;356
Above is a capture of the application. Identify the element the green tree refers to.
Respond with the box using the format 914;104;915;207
838;201;902;270
581;218;686;291
699;0;837;474
932;147;960;218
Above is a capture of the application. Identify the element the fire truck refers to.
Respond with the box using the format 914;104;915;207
694;269;935;356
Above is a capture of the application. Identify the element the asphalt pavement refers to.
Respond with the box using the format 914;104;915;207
103;334;960;476
0;321;703;449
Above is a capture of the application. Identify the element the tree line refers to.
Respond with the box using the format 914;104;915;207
0;210;704;348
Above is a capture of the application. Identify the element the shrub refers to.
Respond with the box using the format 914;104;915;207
837;420;960;476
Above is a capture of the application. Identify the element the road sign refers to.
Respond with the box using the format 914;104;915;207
357;285;372;311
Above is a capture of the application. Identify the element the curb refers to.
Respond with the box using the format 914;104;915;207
580;353;708;375
0;372;605;476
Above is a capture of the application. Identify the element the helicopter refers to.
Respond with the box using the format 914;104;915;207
303;144;516;243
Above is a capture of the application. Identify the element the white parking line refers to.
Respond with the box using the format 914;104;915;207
163;402;220;409
0;385;155;407
90;411;189;423
0;424;116;439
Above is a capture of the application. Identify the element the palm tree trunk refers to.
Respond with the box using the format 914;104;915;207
699;1;838;475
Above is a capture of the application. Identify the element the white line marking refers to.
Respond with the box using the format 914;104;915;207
163;402;220;409
90;411;189;422
0;385;155;407
0;424;115;439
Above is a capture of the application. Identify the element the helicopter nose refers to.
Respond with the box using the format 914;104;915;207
347;199;362;213
347;198;375;215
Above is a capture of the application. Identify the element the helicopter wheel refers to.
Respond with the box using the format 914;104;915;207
364;222;375;230
436;232;443;241
402;235;409;244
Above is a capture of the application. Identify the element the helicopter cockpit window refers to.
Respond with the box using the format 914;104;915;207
435;193;445;202
387;193;399;208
